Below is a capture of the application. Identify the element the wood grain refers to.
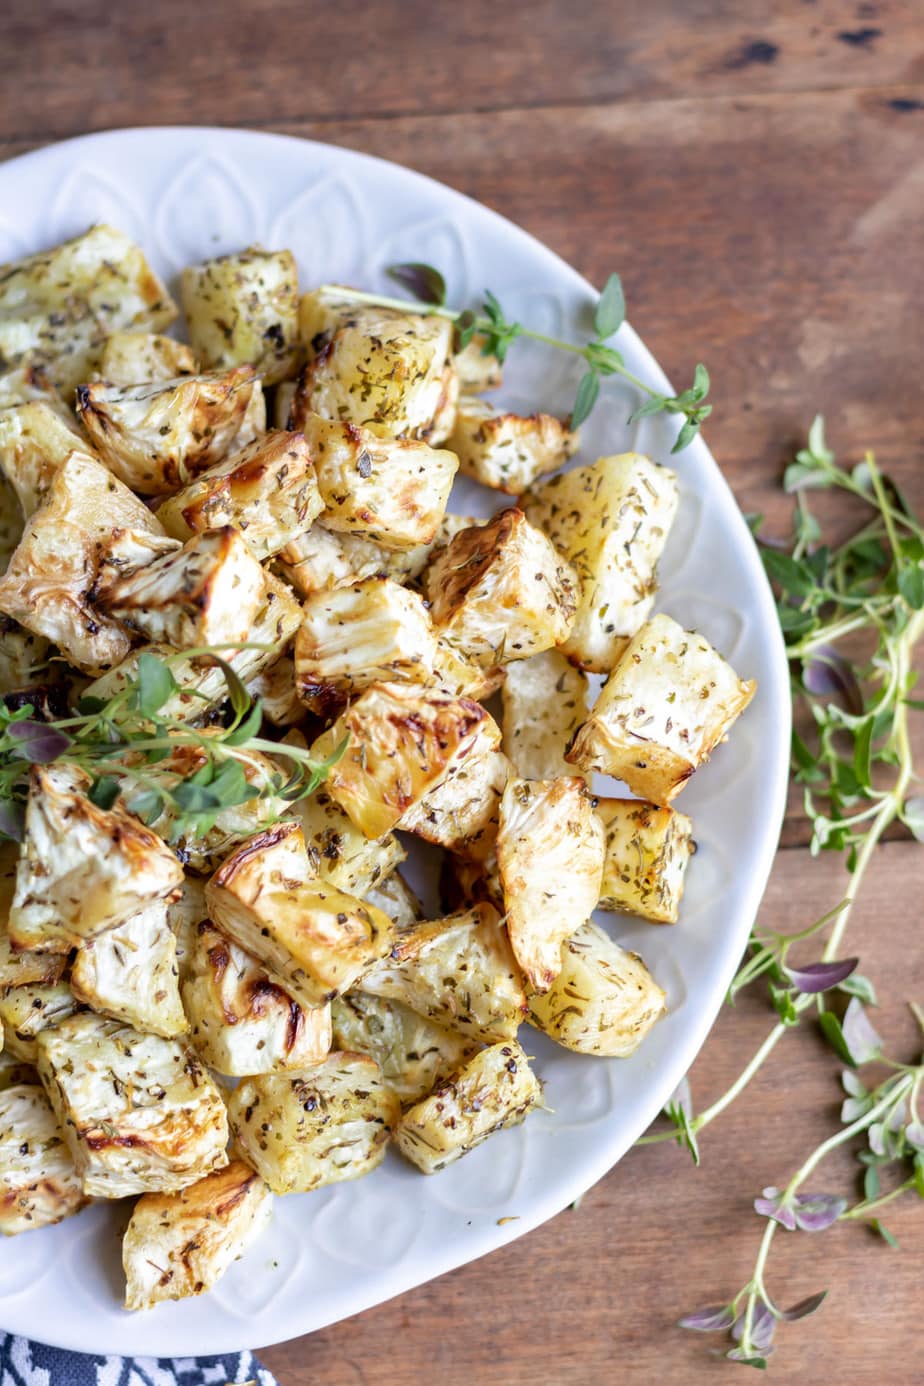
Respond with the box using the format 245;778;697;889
1;3;922;1381
1;1;922;144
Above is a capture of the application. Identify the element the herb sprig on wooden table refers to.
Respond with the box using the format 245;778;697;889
638;418;924;1369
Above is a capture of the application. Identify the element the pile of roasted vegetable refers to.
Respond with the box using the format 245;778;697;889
0;225;753;1310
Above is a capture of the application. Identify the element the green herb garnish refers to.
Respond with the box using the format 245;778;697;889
320;266;711;449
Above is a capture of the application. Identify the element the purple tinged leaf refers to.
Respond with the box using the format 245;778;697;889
802;647;864;715
678;1304;735;1332
792;1192;847;1232
886;1099;907;1134
6;719;72;763
843;998;883;1065
868;1122;886;1156
0;799;25;842
780;1290;828;1322
732;1303;776;1352
754;1188;797;1230
785;957;858;994
386;262;447;306
726;1348;769;1367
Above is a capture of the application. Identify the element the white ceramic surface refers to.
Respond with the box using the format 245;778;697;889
0;127;790;1356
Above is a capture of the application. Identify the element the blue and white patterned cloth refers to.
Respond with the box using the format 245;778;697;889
0;1335;278;1385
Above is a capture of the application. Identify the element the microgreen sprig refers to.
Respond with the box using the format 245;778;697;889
0;648;344;846
322;265;711;449
633;417;924;1368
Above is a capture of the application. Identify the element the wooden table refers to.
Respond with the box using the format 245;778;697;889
2;3;922;1380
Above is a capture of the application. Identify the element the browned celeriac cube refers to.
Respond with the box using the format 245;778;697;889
122;1160;272;1310
181;247;300;385
181;919;332;1075
309;682;499;840
96;331;197;386
331;991;479;1108
77;366;264;495
361;902;527;1043
595;798;695;923
294;413;458;549
501;648;588;780
496;776;605;991
227;1053;399;1194
294;576;438;714
522;453;679;672
0;1082;89;1234
0;451;168;674
96;526;268;649
394;1040;541;1174
527;922;666;1057
425;508;577;668
448;396;578;494
70;901;187;1038
205;822;395;1009
155;430;322;561
566;613;756;804
0;400;89;516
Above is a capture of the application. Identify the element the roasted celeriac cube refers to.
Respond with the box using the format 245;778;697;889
362;871;421;930
227;1053;399;1194
181;247;299;386
297;286;358;351
123;1159;272;1311
84;570;303;721
9;763;184;954
0;451;168;674
205;822;395;1009
401;746;510;862
0;979;79;1062
294;413;458;549
181;920;331;1075
566;613;756;803
96;331;196;386
293;788;405;897
155;430;321;560
0;926;67;995
0;616;48;693
277;515;462;598
0;1083;89;1234
36;1013;229;1198
76;366;264;496
425;508;577;667
70;901;186;1038
331;991;479;1108
94;527;183;591
395;1040;541;1174
361;903;526;1043
294;577;437;713
97;526;268;649
596;798;695;923
522;453;679;672
528;922;666;1056
0;362;71;418
246;654;302;725
311;682;498;839
293;302;453;439
0;400;89;517
497;777;604;991
448;396;577;494
501;649;588;780
0;224;176;393
452;335;503;393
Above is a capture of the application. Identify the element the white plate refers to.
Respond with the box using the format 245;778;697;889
0;127;790;1356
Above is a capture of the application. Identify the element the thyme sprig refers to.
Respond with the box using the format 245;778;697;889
0;649;343;845
323;265;711;448
633;418;924;1367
